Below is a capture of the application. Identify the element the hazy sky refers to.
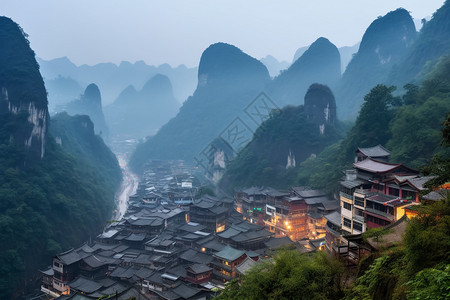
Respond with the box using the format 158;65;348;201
0;0;445;67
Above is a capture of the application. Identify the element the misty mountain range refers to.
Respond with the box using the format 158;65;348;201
38;57;198;110
130;5;450;170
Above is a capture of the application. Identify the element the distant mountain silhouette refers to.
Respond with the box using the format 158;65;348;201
293;43;359;74
268;37;341;107
338;43;360;73
336;8;417;118
62;83;109;139
45;75;83;111
130;42;270;172
37;57;197;108
292;46;308;63
260;55;290;77
104;74;180;139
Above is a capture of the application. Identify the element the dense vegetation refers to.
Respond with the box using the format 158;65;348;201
294;56;450;193
0;17;122;299
347;191;450;299
336;8;417;118
390;0;450;86
219;84;344;191
217;250;344;300
0;115;121;298
49;112;121;190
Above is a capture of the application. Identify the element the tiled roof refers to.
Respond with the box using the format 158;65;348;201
423;189;450;201
324;211;341;226
69;276;103;294
213;245;246;261
264;236;294;249
187;263;212;274
340;179;366;189
231;229;272;243
353;158;402;173
407;176;434;190
236;257;258;274
357;144;391;157
291;187;325;198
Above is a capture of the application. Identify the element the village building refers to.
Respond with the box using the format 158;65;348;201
189;195;230;233
324;145;434;261
211;245;248;283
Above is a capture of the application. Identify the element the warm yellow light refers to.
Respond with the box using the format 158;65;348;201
201;247;206;252
287;225;291;229
284;221;289;226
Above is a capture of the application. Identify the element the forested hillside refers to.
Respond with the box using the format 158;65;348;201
0;17;121;298
220;84;344;191
296;56;450;193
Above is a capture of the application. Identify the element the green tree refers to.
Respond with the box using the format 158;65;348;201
216;250;344;300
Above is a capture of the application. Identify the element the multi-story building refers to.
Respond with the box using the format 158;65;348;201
189;195;229;233
264;194;309;241
340;156;422;235
235;187;269;225
211;245;247;283
329;145;432;256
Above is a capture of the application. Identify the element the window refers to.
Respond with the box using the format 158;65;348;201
389;188;399;197
366;215;390;226
355;197;364;207
353;221;363;232
343;202;352;211
343;217;352;228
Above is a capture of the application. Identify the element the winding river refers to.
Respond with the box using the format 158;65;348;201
113;154;139;220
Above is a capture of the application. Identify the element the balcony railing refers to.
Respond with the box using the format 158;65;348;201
340;192;353;201
353;214;365;223
326;224;341;237
365;207;394;221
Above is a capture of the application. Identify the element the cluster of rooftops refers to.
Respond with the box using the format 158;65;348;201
40;161;299;300
40;146;449;299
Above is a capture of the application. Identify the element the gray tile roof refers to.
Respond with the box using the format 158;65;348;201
69;276;103;294
357;144;391;158
340;179;366;189
187;263;212;274
324;211;341;226
291;187;325;198
264;236;294;249
236;257;258;274
213;245;246;262
180;249;213;264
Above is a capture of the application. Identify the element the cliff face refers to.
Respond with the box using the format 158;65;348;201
304;84;336;133
0;17;122;299
0;17;49;160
